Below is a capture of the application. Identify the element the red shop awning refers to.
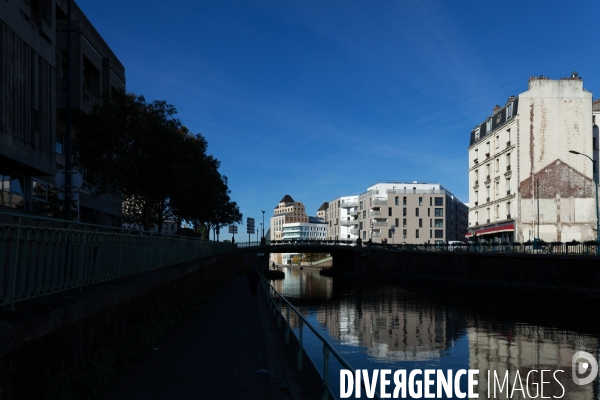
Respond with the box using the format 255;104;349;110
466;223;514;238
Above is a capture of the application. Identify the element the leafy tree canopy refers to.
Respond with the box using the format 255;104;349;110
75;90;241;232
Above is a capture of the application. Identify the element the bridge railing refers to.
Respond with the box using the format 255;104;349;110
260;275;380;400
259;239;600;256
0;212;234;309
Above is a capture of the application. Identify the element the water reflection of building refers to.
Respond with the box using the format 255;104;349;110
468;322;599;399
303;281;468;362
271;268;333;300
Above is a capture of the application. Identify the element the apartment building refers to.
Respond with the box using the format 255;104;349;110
326;195;359;240
269;194;309;241
0;0;125;225
356;182;467;244
467;74;596;243
316;201;328;222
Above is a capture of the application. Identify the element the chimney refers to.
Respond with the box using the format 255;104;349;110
493;105;501;114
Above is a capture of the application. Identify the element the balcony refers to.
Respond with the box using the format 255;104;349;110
507;141;511;146
370;210;381;217
486;175;490;181
349;228;359;235
475;180;478;185
373;198;387;205
475;201;478;206
349;210;359;216
507;214;511;219
507;190;511;195
507;165;511;171
474;158;479;164
340;200;358;208
340;220;357;226
372;232;381;237
486;197;490;202
372;221;388;226
485;152;490;158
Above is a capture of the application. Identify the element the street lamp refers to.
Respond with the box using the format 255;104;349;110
261;210;265;239
569;150;600;251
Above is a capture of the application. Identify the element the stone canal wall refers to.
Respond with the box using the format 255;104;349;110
325;249;600;296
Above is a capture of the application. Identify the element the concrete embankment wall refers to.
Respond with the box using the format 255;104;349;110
326;249;600;296
0;251;256;399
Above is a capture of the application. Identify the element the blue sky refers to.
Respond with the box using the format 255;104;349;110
76;0;599;235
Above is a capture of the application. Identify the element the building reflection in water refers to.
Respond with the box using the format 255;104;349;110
271;269;599;399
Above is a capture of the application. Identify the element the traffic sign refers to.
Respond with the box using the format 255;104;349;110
247;217;255;234
55;169;83;190
229;225;238;234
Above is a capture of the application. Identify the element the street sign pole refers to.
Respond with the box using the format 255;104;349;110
247;218;255;245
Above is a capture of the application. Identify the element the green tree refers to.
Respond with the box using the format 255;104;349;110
75;91;241;232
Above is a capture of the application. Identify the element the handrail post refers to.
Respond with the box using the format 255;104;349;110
10;217;23;311
285;306;290;344
298;319;303;370
78;227;87;292
277;295;282;327
322;345;330;400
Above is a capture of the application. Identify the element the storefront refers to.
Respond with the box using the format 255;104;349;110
466;222;514;243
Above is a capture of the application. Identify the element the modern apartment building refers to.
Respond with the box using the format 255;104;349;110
269;194;309;241
269;195;328;265
356;182;467;244
326;195;359;241
467;74;596;243
1;0;125;225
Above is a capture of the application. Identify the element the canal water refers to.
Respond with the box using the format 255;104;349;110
270;267;600;400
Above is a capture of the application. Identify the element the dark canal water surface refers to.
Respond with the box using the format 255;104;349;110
271;267;600;400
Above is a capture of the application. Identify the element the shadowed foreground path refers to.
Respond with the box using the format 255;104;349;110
101;275;323;400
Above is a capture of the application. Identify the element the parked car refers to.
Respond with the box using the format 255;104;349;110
447;241;467;252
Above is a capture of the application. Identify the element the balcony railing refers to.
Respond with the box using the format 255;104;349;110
370;210;381;216
349;228;359;235
372;221;388;226
373;199;387;205
340;200;358;208
349;210;359;216
340;220;357;226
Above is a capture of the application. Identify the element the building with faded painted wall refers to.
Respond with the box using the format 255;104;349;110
467;74;596;243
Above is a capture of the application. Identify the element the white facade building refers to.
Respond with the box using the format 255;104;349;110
467;74;596;243
326;196;359;240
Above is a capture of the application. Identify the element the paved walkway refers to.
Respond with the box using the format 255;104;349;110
101;275;323;400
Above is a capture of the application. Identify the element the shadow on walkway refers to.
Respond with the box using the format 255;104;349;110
101;275;323;400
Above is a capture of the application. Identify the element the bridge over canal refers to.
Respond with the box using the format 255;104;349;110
1;212;599;398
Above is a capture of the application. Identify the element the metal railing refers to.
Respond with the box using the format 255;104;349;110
0;213;233;309
261;276;380;400
254;239;600;256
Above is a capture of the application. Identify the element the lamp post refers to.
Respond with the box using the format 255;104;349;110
262;210;265;239
569;150;600;252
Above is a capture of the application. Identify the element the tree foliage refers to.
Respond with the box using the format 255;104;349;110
75;90;242;232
